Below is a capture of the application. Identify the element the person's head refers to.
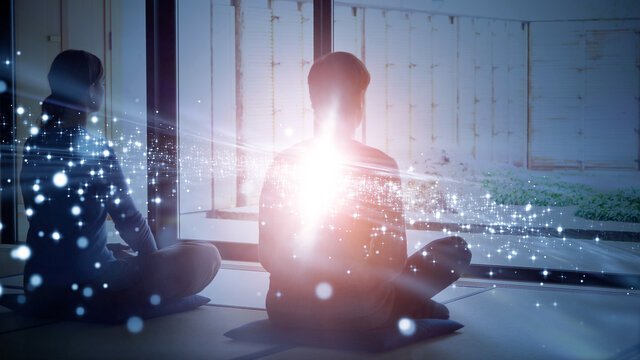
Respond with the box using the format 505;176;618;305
41;49;104;128
308;52;370;139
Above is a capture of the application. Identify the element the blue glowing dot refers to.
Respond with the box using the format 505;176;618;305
29;274;43;288
77;236;89;249
126;316;144;333
149;294;161;306
82;287;93;298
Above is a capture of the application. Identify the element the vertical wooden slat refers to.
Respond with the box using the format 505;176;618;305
409;12;431;171
474;18;492;162
385;11;411;169
363;8;386;152
211;4;237;210
431;15;456;156
457;17;476;161
491;20;510;164
177;0;213;215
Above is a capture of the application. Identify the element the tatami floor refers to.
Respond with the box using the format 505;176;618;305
1;247;638;360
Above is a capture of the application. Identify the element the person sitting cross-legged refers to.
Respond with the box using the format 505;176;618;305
259;52;472;330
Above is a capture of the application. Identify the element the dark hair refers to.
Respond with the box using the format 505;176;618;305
307;52;370;115
40;50;104;128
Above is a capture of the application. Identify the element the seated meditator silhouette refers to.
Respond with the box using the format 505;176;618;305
259;52;472;330
20;50;221;317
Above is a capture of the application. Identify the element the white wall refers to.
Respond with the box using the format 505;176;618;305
529;20;640;170
337;0;640;22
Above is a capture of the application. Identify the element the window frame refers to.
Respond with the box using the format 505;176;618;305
0;0;16;245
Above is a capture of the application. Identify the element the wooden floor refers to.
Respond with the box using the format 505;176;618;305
1;248;638;359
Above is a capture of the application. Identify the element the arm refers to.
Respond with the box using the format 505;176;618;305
362;159;407;282
104;148;157;255
258;158;294;273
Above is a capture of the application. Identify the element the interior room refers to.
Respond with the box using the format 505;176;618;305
0;0;639;358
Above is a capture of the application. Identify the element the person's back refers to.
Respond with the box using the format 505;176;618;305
21;125;154;288
259;138;407;329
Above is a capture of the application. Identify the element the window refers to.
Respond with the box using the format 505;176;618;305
177;0;314;245
3;0;148;245
332;1;640;280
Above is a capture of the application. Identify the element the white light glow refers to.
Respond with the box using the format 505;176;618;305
315;282;333;300
10;245;31;261
398;318;416;336
53;172;68;187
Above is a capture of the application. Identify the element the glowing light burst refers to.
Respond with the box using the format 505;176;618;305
398;317;416;336
10;245;31;261
296;140;343;229
315;282;333;300
127;316;144;333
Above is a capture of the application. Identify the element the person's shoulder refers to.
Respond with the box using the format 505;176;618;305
272;139;313;163
349;141;399;171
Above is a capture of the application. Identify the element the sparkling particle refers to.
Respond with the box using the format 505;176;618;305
149;294;161;306
315;282;333;300
557;226;563;234
91;115;99;123
71;206;81;216
542;270;549;276
51;231;61;241
30;126;39;135
0;284;3;297
0;80;6;93
94;262;101;269
71;283;79;291
25;208;34;217
41;114;49;121
102;149;110;157
77;236;89;249
29;274;43;288
525;204;532;212
10;245;31;261
35;194;45;204
82;287;94;298
53;172;68;187
33;184;40;191
16;106;25;115
126;316;144;333
398;318;416;336
76;306;85;316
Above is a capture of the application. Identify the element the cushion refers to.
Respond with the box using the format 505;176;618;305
224;318;463;352
0;293;210;324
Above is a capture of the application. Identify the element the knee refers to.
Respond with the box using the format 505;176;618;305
428;236;472;262
178;241;221;279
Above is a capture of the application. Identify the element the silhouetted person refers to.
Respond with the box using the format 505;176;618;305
259;52;472;330
20;50;220;318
